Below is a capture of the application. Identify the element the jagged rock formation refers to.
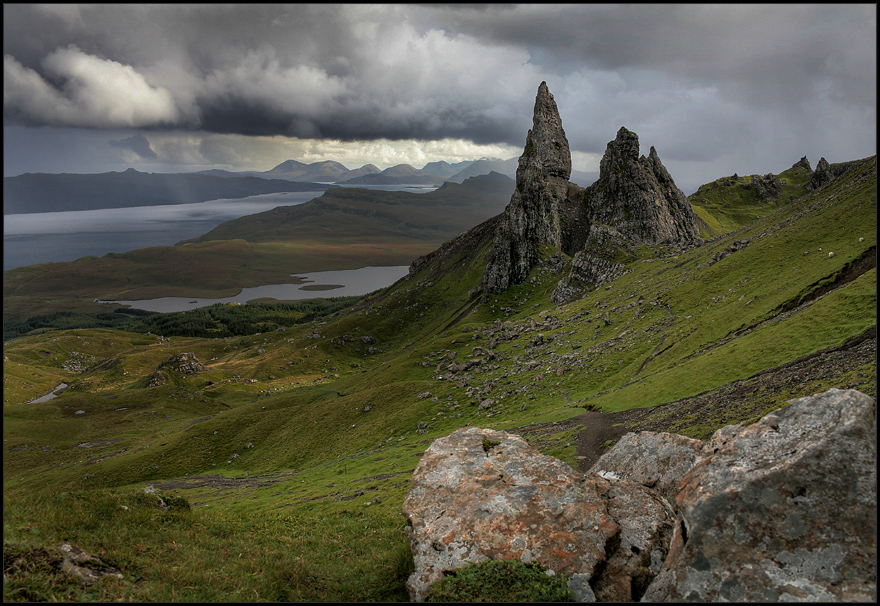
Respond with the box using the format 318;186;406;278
480;82;573;293
480;83;701;301
404;388;876;602
144;352;207;388
792;156;812;172
808;156;861;191
810;157;835;190
585;128;701;247
747;172;783;200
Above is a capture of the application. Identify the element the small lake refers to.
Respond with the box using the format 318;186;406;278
107;265;411;313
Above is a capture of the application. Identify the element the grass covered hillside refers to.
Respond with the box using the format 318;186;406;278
688;157;815;238
3;156;876;601
2;176;513;323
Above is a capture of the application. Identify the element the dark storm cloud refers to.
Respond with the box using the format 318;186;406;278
3;4;537;143
109;133;157;159
2;4;876;187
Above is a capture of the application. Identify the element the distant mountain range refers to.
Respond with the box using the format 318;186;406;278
198;157;598;188
3;155;593;216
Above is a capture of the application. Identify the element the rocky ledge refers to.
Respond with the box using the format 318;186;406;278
403;388;876;602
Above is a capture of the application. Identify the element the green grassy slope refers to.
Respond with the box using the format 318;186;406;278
3;156;876;601
182;177;513;245
688;160;814;238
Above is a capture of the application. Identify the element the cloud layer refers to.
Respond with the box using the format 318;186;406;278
3;4;876;190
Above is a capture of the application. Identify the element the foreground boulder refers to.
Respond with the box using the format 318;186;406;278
403;388;876;602
643;388;876;602
402;427;674;601
402;427;618;601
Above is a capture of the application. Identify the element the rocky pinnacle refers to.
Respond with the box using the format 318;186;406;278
481;82;573;294
481;83;702;299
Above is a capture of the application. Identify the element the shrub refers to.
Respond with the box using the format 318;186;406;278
423;559;574;602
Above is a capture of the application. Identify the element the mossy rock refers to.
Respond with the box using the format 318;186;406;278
423;559;574;602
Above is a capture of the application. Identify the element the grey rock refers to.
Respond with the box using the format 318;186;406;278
643;388;877;602
591;476;675;602
584;130;701;249
589;430;705;504
481;82;572;294
402;427;617;602
145;352;207;388
58;542;124;585
748;172;783;201
403;389;876;603
481;83;701;299
810;157;834;190
158;352;207;374
792;156;812;172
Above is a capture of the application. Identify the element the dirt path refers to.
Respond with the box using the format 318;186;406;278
513;407;655;472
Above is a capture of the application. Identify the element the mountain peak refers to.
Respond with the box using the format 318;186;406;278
267;159;308;173
481;82;574;293
518;81;571;181
792;156;812;172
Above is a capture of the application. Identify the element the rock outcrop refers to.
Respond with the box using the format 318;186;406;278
58;543;124;585
144;352;207;388
747;172;783;201
643;388;877;602
158;352;207;374
810;157;835;190
481;82;573;293
480;83;701;300
792;156;812;172
402;427;620;602
403;388;876;602
808;156;861;191
585;128;701;247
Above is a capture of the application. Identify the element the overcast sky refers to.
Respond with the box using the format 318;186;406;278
3;4;876;193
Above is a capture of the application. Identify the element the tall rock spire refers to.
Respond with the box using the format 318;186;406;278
552;128;702;302
519;81;572;182
481;82;573;294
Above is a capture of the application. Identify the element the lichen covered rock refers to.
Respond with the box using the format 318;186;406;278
644;388;877;602
404;389;877;603
402;426;617;601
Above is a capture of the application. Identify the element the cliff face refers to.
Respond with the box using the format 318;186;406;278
588;128;701;246
480;83;702;299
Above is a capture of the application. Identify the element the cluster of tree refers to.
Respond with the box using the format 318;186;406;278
3;296;364;342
